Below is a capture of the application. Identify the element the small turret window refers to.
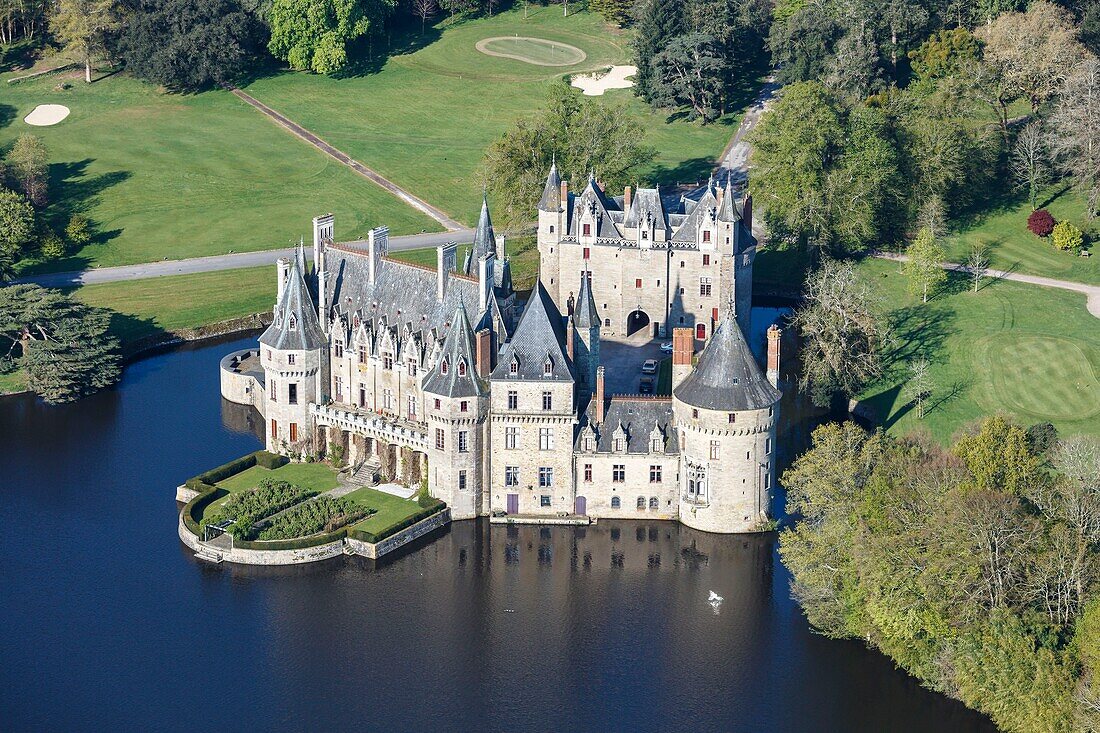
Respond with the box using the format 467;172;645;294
288;314;297;331
543;358;553;376
458;359;467;377
441;359;449;375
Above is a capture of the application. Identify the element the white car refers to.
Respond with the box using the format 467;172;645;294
641;359;659;374
660;342;674;353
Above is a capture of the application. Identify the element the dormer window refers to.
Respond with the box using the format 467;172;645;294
441;358;449;375
702;230;711;243
509;358;519;375
543;358;553;376
288;314;297;331
583;223;591;237
641;231;648;240
458;359;467;377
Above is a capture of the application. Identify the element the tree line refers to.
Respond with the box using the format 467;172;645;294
783;417;1100;732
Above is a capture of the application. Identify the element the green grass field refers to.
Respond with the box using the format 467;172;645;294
0;75;440;275
856;258;1100;442
942;185;1099;285
478;36;587;65
242;7;749;225
203;462;341;520
343;486;423;535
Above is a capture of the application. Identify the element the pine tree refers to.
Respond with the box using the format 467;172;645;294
632;0;684;102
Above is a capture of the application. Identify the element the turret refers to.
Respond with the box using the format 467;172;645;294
571;267;600;400
537;162;565;303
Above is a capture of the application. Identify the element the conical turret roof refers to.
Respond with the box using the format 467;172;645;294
674;309;779;412
422;305;487;398
718;174;738;223
470;194;496;265
538;161;562;212
572;267;599;329
259;258;326;351
491;280;574;382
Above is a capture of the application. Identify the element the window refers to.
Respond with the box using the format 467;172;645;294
703;253;711;265
334;376;343;402
458;359;467;377
540;494;552;506
650;465;662;483
710;441;720;460
641;230;648;240
539;428;554;451
289;423;298;442
507;390;518;410
651;437;662;452
288;314;297;331
549;225;555;234
460;400;468;413
358;346;367;364
611;496;621;509
583;223;591;237
766;438;772;454
679;287;685;295
692;408;699;419
270;419;278;440
408;395;417;418
635;278;642;288
408;361;417;376
613;465;625;483
700;277;712;297
270;379;277;403
542;391;553;410
728;413;736;423
583;247;590;259
649;497;659;510
458;431;469;453
334;340;343;358
441;359;449;375
383;389;393;411
543;358;553;376
583;464;592;482
613;438;623;452
288;383;298;405
696;323;706;340
288;353;296;365
505;426;519;449
383;353;393;370
434;398;441;410
539;468;553;488
435;429;445;450
637;496;646;509
505;466;519;486
703;232;711;244
359;386;367;408
509;359;518;376
604;319;611;327
458;470;467;491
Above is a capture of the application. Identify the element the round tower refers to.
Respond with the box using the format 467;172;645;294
672;308;780;533
536;161;566;302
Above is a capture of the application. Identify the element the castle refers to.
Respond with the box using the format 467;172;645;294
220;167;782;533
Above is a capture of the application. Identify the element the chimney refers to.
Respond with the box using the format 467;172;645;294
478;250;495;308
671;327;694;393
623;185;632;210
368;225;389;286
475;328;492;378
742;193;752;232
437;242;456;301
566;318;575;361
497;233;506;261
716;185;724;208
595;366;605;424
276;257;291;302
559;180;568;211
767;325;782;389
313;214;334;334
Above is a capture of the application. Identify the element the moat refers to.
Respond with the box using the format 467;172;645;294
0;333;995;732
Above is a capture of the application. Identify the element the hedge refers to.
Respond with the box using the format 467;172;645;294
181;451;290;532
233;527;349;551
350;499;446;544
182;486;227;536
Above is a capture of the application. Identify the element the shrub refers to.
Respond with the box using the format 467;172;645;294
1027;209;1056;237
204;477;317;539
254;450;288;470
64;215;91;247
256;496;372;540
39;230;65;259
197;453;258;484
1051;220;1084;251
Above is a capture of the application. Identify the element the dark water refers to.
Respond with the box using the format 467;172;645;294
0;334;995;732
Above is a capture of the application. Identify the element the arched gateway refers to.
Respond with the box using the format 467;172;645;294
626;310;651;337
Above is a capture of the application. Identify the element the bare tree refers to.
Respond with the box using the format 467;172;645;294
967;243;989;292
412;0;436;33
1011;119;1050;210
1052;56;1100;218
903;356;933;419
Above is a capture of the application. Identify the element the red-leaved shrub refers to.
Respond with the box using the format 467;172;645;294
1027;209;1056;237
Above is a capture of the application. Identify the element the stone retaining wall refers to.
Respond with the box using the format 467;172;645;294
347;508;452;560
177;512;346;565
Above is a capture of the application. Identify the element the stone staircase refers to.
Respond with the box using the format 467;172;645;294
345;461;381;488
194;546;223;564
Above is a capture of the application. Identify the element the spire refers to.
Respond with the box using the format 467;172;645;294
673;310;780;412
538;160;562;211
718;172;738;222
259;257;326;352
572;265;599;329
472;193;496;262
422;305;486;398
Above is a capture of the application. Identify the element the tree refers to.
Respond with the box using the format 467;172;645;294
268;0;393;74
411;0;436;33
952;415;1043;496
824;27;887;101
1051;220;1084;251
65;215;92;248
649;33;725;122
438;0;475;21
116;0;266;91
792;259;885;407
1028;208;1056;237
0;186;35;280
903;356;933;419
0;284;120;402
632;0;684;102
5;134;48;206
1051;56;1100;218
483;82;656;229
1011;120;1050;211
589;0;633;26
767;4;842;85
908;27;980;85
968;243;989;292
977;0;1086;113
50;0;123;83
904;226;947;303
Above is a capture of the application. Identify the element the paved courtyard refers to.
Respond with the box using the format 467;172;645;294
598;331;670;396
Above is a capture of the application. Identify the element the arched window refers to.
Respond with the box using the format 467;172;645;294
509;358;519;375
288;313;297;331
604;318;611;327
543;358;553;376
611;496;621;509
649;497;659;510
441;358;449;375
458;359;467;377
636;496;646;509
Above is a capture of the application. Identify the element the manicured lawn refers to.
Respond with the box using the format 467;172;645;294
203;462;341;520
242;7;750;226
856;258;1100;442
0;74;439;275
343;486;424;535
941;185;1100;286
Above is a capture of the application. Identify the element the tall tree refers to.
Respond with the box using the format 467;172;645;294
5;133;48;206
767;4;842;85
631;0;684;102
0;186;35;280
1010;120;1050;211
589;0;633;26
268;0;394;74
1052;56;1100;218
649;32;725;122
904;226;947;303
50;0;123;83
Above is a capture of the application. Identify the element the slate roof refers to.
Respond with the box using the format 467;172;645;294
718;175;739;223
463;195;497;277
673;308;780;412
622;186;668;232
259;257;326;351
490;281;574;382
572;267;599;329
570;177;621;239
671;184;719;243
538;161;562;212
579;398;679;454
422;305;487;398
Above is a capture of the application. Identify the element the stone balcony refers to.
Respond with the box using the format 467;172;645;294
311;403;429;451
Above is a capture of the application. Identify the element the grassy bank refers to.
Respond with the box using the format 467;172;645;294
856;258;1100;441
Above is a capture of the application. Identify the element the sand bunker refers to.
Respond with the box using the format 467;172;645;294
476;36;587;66
571;65;637;96
24;104;70;126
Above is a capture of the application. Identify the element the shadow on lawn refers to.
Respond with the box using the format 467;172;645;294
334;21;445;79
0;104;16;130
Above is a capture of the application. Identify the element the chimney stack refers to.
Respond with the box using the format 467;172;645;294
566;318;575;361
437;242;457;301
497;233;506;261
742;193;753;232
559;180;568;211
313;214;334;334
595;366;605;424
767;325;782;389
623;185;632;210
276;257;291;302
475;328;492;378
716;185;724;208
368;225;388;286
671;327;694;393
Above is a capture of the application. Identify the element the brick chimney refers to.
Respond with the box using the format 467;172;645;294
476;328;492;378
767;324;781;388
276;257;291;302
623;185;632;210
566;317;575;361
595;366;605;424
559;179;568;210
715;185;724;209
671;327;694;393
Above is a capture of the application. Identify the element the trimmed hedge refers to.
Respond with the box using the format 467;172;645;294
181;450;289;533
255;451;289;470
234;527;349;551
183;486;228;536
350;499;446;544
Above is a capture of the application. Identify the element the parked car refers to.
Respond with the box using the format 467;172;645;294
641;359;658;374
660;342;674;353
638;378;654;394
